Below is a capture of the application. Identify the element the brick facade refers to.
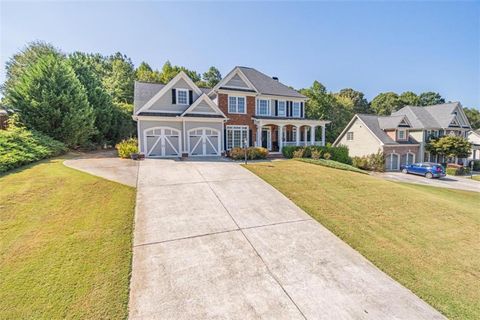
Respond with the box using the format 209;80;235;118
218;93;257;145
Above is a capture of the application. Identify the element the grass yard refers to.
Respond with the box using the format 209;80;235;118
245;160;480;320
471;175;480;181
0;156;136;319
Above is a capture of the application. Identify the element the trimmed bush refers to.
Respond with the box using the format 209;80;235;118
323;152;331;160
311;149;321;160
229;147;268;160
0;125;67;173
293;149;304;158
297;158;368;174
352;151;385;172
469;160;480;171
281;145;351;164
115;138;138;159
446;164;470;176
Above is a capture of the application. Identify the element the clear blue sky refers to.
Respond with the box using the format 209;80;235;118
1;1;479;107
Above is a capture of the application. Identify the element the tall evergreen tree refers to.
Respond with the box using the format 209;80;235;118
68;52;116;144
103;52;135;104
419;92;445;106
202;66;222;88
6;54;95;146
399;91;420;106
135;62;162;82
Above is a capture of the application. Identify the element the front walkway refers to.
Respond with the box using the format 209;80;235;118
129;158;444;319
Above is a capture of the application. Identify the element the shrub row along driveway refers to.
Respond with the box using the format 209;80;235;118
129;159;444;319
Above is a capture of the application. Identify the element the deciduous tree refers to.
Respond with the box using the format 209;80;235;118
463;107;480;129
202;66;222;88
419;92;445;106
426;135;471;159
336;88;370;114
370;92;403;115
399;91;420;106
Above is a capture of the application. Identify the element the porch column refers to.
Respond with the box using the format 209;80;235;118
279;125;284;152
304;126;308;146
295;125;301;146
310;125;316;146
321;125;326;146
256;123;262;147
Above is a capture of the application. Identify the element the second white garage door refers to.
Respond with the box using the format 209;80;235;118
188;128;221;156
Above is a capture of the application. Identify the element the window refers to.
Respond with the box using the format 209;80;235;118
346;132;354;141
278;101;286;116
292;102;301;117
397;129;407;140
226;125;248;149
228;96;246;114
257;99;270;116
177;89;188;105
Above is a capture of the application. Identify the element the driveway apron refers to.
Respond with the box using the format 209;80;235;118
129;159;445;320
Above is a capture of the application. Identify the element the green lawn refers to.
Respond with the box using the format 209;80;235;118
245;160;480;320
0;157;136;319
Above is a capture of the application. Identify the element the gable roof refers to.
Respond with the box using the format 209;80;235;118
237;67;306;98
213;66;306;99
180;93;226;118
378;115;410;129
134;81;165;113
392;102;470;129
135;71;203;115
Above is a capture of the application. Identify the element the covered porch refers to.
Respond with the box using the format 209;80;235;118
253;118;330;153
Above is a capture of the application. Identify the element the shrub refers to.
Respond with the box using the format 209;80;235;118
446;165;470;176
281;145;351;164
297;158;368;174
323;152;331;160
352;151;385;172
230;147;268;160
311;149;321;160
293;149;304;158
115;138;138;158
0;124;67;173
469;160;480;171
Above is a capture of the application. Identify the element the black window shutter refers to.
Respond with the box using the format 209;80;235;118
224;129;227;150
189;90;193;105
288;101;292;117
249;129;252;147
172;89;176;104
275;100;278;116
301;102;304;118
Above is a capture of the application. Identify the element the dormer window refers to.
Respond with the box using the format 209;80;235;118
176;89;189;105
397;129;407;141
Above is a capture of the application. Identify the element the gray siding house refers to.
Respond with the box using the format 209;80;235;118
133;67;330;157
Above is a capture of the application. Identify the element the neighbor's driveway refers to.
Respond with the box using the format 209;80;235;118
129;159;444;319
373;171;480;193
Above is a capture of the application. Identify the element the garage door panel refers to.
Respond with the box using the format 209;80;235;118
144;127;181;157
189;136;202;155
188;128;220;156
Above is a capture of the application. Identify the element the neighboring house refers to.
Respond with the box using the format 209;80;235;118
468;129;480;161
333;102;472;171
132;66;329;157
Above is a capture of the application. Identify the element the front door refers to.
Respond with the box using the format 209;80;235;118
261;127;272;150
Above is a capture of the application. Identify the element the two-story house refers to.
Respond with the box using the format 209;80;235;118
333;102;472;170
133;66;329;157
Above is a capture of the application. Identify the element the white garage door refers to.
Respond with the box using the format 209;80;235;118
188;128;221;156
144;127;181;157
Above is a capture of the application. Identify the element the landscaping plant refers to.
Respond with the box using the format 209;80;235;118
229;147;268;160
115;138;138;158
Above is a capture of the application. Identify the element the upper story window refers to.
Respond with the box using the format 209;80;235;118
278;101;286;116
346;132;354;141
176;89;189;105
257;99;270;116
292;102;301;117
228;96;246;114
397;129;407;140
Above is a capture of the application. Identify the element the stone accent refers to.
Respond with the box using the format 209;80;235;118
218;93;257;145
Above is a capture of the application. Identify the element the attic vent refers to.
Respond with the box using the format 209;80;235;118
272;76;279;81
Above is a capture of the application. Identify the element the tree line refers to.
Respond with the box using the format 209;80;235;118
1;41;478;147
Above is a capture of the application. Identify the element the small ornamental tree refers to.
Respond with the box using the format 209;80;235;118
6;54;95;147
426;135;472;161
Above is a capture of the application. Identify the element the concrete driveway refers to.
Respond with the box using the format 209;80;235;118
129;159;444;319
373;171;480;192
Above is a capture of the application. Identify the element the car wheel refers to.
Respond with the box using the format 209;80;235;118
402;168;408;174
425;172;433;179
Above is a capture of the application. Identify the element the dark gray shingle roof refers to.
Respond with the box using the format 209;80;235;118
237;67;306;98
357;114;417;145
392;102;465;129
134;81;165;113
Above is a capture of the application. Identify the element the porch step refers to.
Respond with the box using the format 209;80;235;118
267;153;284;159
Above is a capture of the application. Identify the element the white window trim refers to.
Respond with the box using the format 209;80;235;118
346;132;354;141
228;96;247;114
386;152;400;170
226;125;249;149
277;100;286;116
397;129;407;141
256;99;271;116
176;88;189;105
292;102;301;117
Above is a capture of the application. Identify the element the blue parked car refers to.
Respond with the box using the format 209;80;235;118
401;162;445;179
